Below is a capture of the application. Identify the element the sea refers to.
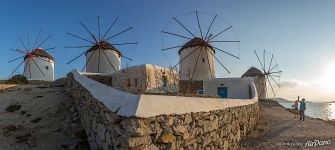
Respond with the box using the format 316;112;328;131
279;102;335;120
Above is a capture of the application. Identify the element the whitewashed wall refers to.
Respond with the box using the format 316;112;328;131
23;56;54;81
179;46;215;80
203;78;256;99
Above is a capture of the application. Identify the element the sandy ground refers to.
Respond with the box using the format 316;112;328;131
240;99;335;150
0;81;90;150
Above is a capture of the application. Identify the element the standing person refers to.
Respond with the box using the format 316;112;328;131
299;98;306;121
294;96;300;118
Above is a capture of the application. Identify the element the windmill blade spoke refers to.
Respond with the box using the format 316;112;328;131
11;60;25;74
173;46;201;68
112;42;138;46
122;55;133;61
268;54;274;73
269;71;282;74
32;59;45;77
9;56;24;63
102;17;118;40
66;33;95;44
267;77;276;97
204;48;213;78
189;48;202;83
209;40;240;43
67;50;88;64
10;49;26;54
32;29;42;50
161;31;192;40
44;47;57;51
269;74;280;78
65;45;93;48
196;11;203;39
254;51;265;72
269;75;280;87
209;26;232;41
18;36;29;52
205;14;217;40
161;45;183;51
105;27;133;41
263;50;266;74
28;61;32;78
35;35;52;49
173;17;196;38
208;49;230;74
27;30;30;50
269;64;279;72
79;20;98;43
212;46;240;59
82;49;96;72
101;49;117;72
97;16;101;41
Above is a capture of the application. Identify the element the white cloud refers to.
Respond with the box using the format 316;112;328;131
277;78;335;102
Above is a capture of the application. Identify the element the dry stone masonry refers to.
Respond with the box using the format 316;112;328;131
66;71;259;150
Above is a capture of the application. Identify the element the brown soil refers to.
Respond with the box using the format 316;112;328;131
240;99;335;150
0;81;90;150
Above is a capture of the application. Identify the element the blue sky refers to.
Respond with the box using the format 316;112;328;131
1;0;335;101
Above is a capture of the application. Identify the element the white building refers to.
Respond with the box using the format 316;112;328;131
86;41;121;74
202;78;255;99
23;48;55;81
179;37;215;81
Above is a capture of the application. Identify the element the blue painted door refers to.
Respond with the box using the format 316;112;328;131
218;87;228;98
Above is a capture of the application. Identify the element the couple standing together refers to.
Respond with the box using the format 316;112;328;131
294;96;306;121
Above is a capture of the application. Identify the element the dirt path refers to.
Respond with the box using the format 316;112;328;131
0;81;90;150
240;99;335;150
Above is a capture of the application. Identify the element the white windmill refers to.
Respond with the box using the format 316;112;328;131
66;16;136;74
9;30;56;81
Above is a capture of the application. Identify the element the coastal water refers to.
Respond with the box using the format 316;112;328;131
279;102;335;120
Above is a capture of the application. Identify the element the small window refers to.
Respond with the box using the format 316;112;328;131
202;58;205;62
45;66;49;70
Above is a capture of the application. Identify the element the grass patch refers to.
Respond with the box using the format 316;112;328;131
5;74;28;84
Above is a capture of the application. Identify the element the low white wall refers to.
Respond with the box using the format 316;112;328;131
203;78;256;99
71;70;258;118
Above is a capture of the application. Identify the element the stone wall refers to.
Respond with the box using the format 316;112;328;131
66;71;259;150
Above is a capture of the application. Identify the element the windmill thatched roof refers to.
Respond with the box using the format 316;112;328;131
178;37;214;55
29;48;55;61
85;41;122;57
241;67;264;78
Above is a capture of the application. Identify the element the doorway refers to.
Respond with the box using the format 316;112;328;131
217;87;228;98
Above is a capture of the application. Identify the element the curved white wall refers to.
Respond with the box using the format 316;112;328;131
23;56;54;81
179;46;215;81
70;70;258;118
86;49;121;74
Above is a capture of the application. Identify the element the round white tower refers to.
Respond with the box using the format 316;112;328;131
179;38;215;81
241;67;266;98
23;48;55;81
85;41;121;74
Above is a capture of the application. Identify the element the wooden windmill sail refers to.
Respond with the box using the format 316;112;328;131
66;16;137;74
242;50;282;98
161;11;240;93
9;30;56;81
